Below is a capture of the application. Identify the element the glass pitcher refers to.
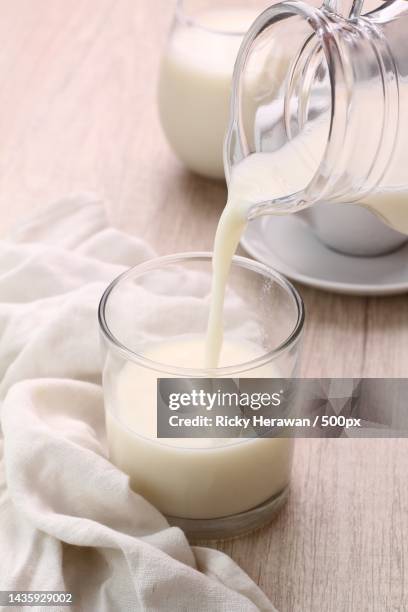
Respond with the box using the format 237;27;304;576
225;0;408;234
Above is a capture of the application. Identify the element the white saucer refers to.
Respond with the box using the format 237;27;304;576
241;215;408;296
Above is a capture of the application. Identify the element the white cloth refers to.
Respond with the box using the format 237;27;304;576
0;196;275;612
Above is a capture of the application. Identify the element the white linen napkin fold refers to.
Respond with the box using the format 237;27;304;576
0;196;275;612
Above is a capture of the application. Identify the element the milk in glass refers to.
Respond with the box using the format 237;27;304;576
106;337;293;519
158;8;258;179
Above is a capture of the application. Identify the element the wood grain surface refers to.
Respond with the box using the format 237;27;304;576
0;1;407;610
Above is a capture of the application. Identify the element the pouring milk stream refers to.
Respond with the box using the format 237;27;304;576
206;118;329;368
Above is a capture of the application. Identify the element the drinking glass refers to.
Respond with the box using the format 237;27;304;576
158;0;270;179
98;252;304;540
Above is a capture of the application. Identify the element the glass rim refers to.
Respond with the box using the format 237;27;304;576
98;252;305;376
175;0;255;36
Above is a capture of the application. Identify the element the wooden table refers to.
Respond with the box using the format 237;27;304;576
1;2;407;610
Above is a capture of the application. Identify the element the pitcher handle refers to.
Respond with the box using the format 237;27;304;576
322;0;364;18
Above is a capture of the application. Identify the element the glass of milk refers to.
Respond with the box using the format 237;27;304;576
99;252;304;540
158;0;269;180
